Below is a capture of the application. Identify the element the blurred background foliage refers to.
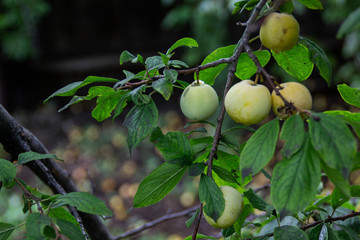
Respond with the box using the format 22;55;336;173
0;0;359;239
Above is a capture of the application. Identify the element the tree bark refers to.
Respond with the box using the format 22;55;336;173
0;104;113;240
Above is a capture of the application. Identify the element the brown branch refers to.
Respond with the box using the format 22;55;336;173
191;0;269;238
115;205;199;239
0;105;113;240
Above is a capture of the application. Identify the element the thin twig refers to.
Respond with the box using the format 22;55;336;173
115;205;199;239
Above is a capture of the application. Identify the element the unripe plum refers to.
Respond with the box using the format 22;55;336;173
203;186;244;229
180;80;219;121
271;81;312;117
260;12;300;53
225;80;271;125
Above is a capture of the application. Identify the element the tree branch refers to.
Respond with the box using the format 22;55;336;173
115;205;199;239
0;105;113;240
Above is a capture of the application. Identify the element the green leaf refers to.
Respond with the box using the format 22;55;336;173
17;151;63;165
166;37;198;55
0;222;15;240
337;84;360;108
198;45;235;85
299;36;332;84
213;151;242;188
199;174;225;222
119;50;136;65
233;0;260;14
145;56;164;70
280;114;305;158
44;76;119;103
309;113;356;178
132;54;144;65
331;188;349;210
336;224;360;240
324;110;360;138
58;96;87;112
112;91;130;120
185;209;199;228
184;233;216;240
48;207;79;227
350;185;360;197
152;78;173;100
337;7;360;39
150;127;193;165
0;159;16;187
55;219;84;240
297;0;323;10
123;99;158;153
271;135;321;214
274;225;309;240
240;118;280;179
308;223;328;240
26;213;52;240
188;163;206;177
133;162;187;207
244;188;272;212
235;50;271;80
321;162;351;197
272;44;314;81
212;165;240;185
164;69;178;82
91;87;126;122
52;192;112;216
130;85;150;105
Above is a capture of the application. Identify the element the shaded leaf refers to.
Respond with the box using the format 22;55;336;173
236;50;271;80
119;50;135;64
26;213;52;240
297;0;323;9
299;36;332;84
274;225;309;240
0;159;16;187
199;174;224;222
240;119;280;179
123;99;158;153
280;114;305;158
150;127;193;165
133;162;187;207
337;7;360;38
0;222;15;240
152;78;173;100
271;135;321;214
55;219;84;240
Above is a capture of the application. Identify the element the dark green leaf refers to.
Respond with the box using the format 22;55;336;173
166;37;198;55
112;91;130;120
185;209;199;228
198;45;235;85
274;225;309;240
169;59;189;68
17;151;62;165
152;78;173;100
0;159;16;187
188;163;206;177
280;114;305;158
119;50;135;65
58;96;87;112
130;84;150;105
56;219;84;240
233;0;260;14
297;0;323;10
240;118;280;179
350;185;360;197
235;50;271;80
212;165;240;185
213;151;242;188
337;84;360;108
0;222;15;240
308;223;327;240
337;7;360;38
321;161;351;197
159;52;170;67
222;226;235;237
26;213;52;240
52;192;112;216
336;224;360;240
133;162;187;207
235;203;253;233
271;135;321;214
299;36;332;84
123;99;158;153
324;110;360;138
48;207;79;227
150;127;193;165
272;44;314;81
199;174;224;222
244;188;271;212
44;76;119;103
331;188;349;210
309;113;356;179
